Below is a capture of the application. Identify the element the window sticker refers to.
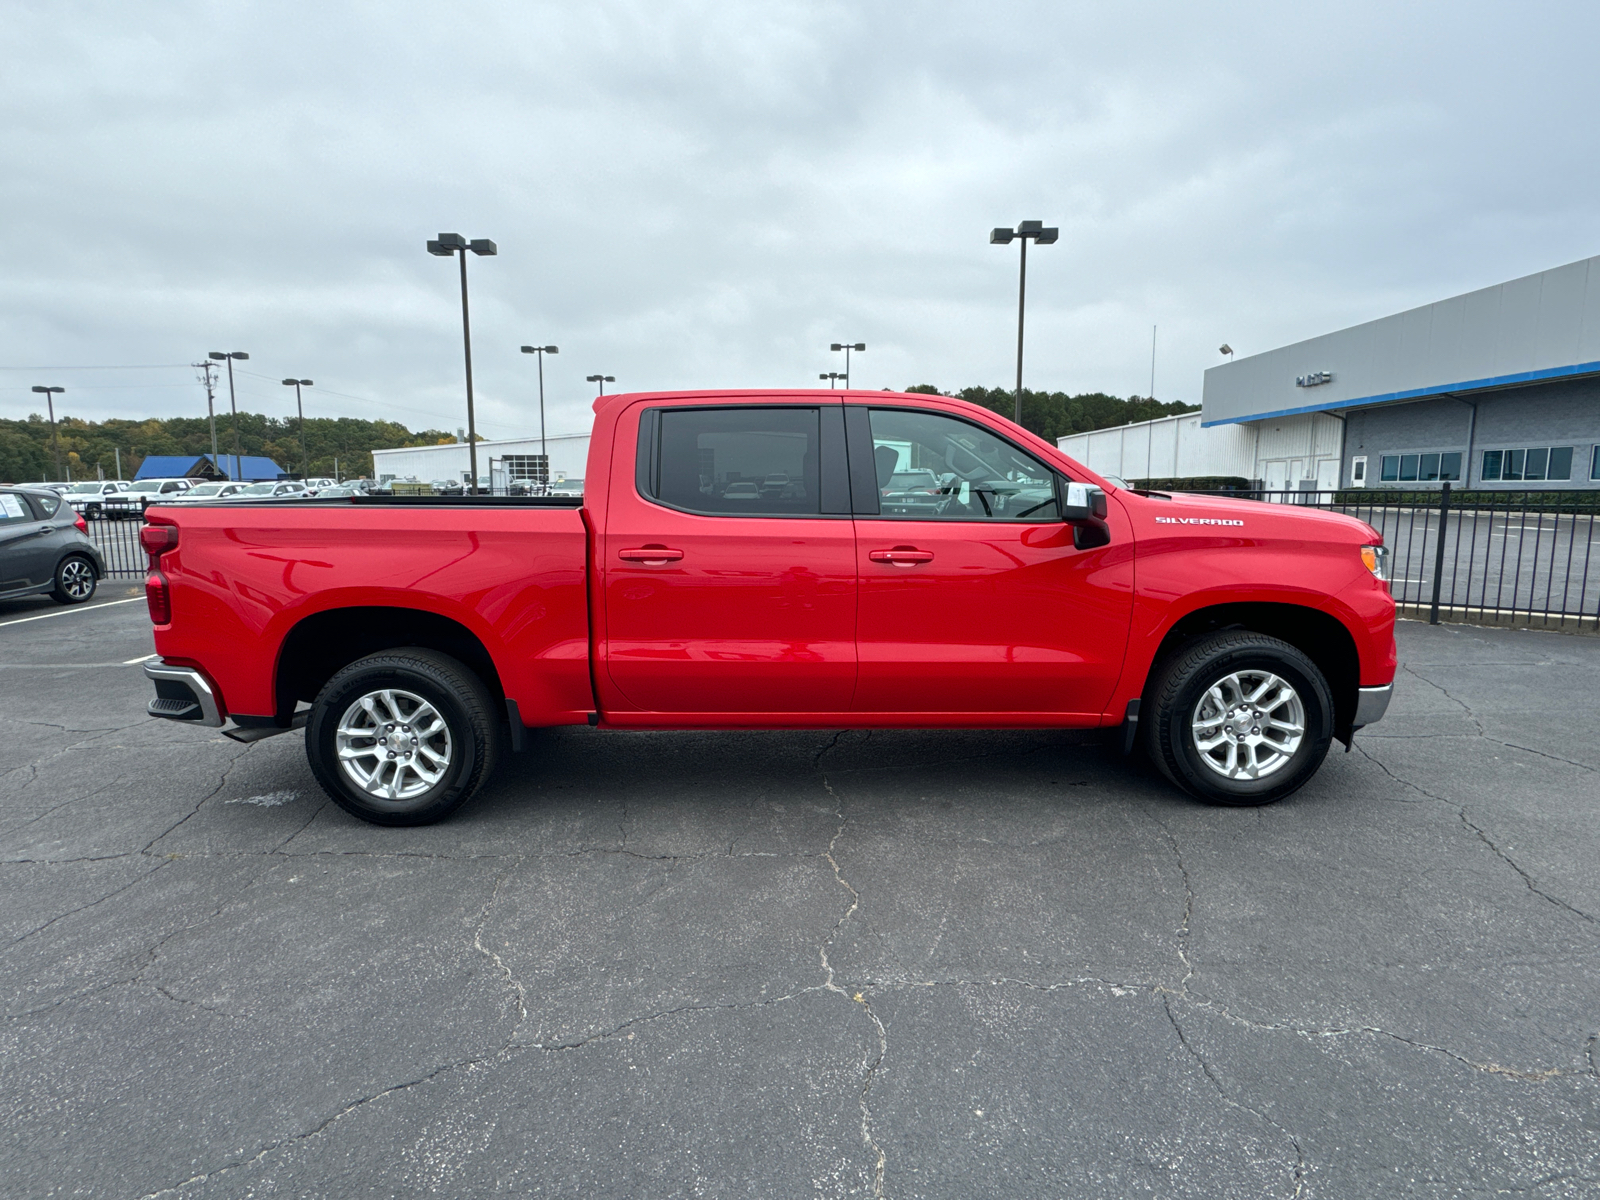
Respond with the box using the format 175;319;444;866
0;494;27;519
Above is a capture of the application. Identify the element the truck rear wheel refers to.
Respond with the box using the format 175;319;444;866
306;649;501;826
1144;631;1332;807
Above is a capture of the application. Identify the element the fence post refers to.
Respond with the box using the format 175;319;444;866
1429;481;1452;625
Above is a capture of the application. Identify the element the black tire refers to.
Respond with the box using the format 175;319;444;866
85;503;101;520
1143;631;1333;807
50;555;98;605
305;649;502;826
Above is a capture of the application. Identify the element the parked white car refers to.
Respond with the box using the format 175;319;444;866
161;482;249;504
222;481;309;501
104;478;194;518
61;480;130;520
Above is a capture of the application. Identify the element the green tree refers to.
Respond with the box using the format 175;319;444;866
903;385;1198;443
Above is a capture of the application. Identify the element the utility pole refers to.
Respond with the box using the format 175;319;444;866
115;447;122;480
208;351;249;479
30;386;66;481
1149;325;1157;400
193;360;221;467
990;221;1058;425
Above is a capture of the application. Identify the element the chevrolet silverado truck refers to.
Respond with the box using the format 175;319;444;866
139;389;1396;825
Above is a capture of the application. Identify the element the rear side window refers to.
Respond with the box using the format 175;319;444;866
0;492;34;525
643;406;837;516
31;493;61;518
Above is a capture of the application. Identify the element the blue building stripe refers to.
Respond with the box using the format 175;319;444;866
1201;359;1600;426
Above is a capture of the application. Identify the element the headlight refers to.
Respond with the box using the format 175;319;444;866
1360;544;1389;582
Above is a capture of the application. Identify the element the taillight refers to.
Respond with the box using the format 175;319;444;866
146;571;171;624
140;523;179;558
74;513;88;533
143;521;177;625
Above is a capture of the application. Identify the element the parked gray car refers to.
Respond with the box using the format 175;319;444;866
0;487;105;605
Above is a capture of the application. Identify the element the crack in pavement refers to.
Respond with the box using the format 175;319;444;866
1162;995;1309;1199
814;732;888;1198
1354;745;1599;930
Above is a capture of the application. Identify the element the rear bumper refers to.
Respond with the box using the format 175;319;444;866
1353;683;1393;729
143;660;224;727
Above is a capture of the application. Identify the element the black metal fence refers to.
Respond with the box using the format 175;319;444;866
1211;486;1600;631
85;513;148;579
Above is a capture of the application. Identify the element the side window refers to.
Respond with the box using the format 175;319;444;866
0;492;35;525
31;493;61;518
650;407;823;516
866;408;1062;522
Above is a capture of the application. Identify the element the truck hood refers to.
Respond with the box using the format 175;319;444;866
1125;489;1380;543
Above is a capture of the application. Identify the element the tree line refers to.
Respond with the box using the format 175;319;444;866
0;412;456;484
903;385;1197;444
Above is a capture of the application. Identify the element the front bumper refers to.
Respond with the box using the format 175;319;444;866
1353;683;1393;729
143;660;224;727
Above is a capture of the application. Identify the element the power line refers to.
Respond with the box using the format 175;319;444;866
0;364;192;371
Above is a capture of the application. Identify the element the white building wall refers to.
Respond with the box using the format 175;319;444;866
372;432;591;485
1058;412;1256;482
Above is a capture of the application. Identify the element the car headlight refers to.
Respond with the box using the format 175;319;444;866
1360;544;1389;582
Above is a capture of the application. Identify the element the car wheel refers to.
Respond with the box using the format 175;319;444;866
86;503;101;520
50;555;98;605
305;649;502;826
1143;631;1332;807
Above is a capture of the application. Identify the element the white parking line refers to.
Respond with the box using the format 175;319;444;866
0;597;143;629
123;653;158;664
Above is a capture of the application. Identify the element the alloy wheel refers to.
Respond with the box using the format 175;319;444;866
1189;669;1305;781
334;688;454;801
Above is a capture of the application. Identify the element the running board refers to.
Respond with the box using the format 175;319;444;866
222;711;309;743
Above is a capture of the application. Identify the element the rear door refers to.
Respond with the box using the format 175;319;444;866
0;490;54;590
602;400;857;714
848;405;1133;720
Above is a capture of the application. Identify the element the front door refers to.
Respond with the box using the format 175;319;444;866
850;406;1133;720
602;401;857;714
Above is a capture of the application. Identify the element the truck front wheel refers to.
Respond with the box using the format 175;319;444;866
306;649;501;826
1144;631;1333;806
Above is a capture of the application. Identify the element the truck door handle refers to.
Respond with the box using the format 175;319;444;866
868;547;934;566
618;546;684;564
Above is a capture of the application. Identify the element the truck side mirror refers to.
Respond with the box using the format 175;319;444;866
1061;481;1108;523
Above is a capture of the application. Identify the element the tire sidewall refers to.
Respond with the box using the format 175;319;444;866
307;661;480;824
1164;644;1332;805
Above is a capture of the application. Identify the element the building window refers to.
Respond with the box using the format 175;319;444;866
1378;451;1460;484
1350;456;1367;485
1481;446;1574;483
501;455;549;485
1592;446;1600;482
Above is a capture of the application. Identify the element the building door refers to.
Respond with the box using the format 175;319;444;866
602;402;857;714
1315;459;1339;492
1264;460;1288;494
850;406;1132;719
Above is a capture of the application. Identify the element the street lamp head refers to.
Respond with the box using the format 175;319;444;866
1034;227;1059;245
282;378;312;386
468;239;497;256
852;343;866;351
208;351;227;360
1219;344;1233;357
586;374;614;383
521;345;559;355
210;351;248;361
31;385;63;395
544;345;558;354
829;343;843;351
990;228;1015;244
436;232;466;249
426;240;452;256
1017;220;1044;233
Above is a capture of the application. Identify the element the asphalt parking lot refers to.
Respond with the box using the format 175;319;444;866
3;593;1598;1199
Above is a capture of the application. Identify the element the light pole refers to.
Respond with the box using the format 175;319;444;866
990;219;1058;425
818;372;845;389
520;344;559;489
1219;344;1234;360
207;351;249;478
30;386;65;481
427;232;498;494
828;342;865;388
586;374;615;396
281;378;313;479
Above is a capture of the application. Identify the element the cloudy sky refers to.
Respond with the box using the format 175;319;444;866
4;1;1598;441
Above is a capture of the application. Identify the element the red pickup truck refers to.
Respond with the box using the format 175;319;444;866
141;389;1396;825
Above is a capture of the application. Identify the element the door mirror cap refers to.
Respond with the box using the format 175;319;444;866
1062;481;1108;523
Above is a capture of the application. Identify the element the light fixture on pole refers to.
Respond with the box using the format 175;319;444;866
818;372;845;389
586;374;615;396
520;344;559;490
1219;344;1234;359
281;379;314;479
990;219;1058;425
207;351;249;479
828;342;865;388
30;386;65;481
426;232;498;494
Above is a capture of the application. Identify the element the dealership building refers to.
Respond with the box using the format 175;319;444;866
1060;253;1600;491
370;431;590;492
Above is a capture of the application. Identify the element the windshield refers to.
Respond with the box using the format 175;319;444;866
186;484;227;496
127;481;167;494
236;483;277;496
65;483;103;494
